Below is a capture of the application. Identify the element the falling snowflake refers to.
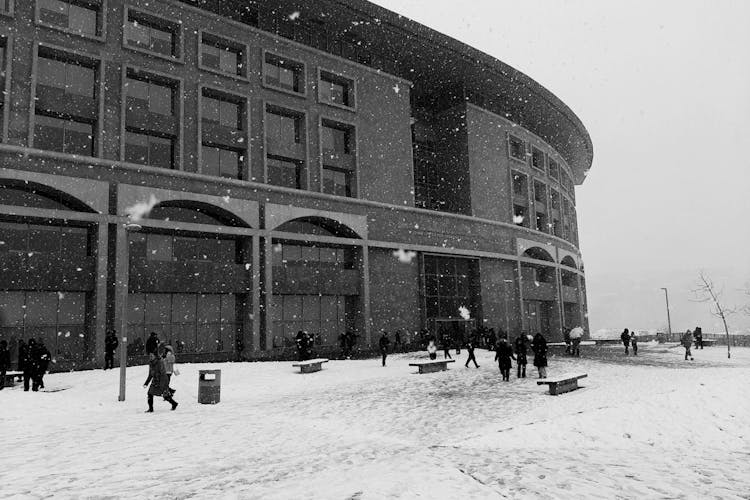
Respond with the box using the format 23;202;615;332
392;249;416;263
393;84;400;94
125;194;159;222
288;11;300;20
458;306;471;320
513;215;524;224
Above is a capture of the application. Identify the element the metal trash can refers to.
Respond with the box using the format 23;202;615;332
198;369;221;404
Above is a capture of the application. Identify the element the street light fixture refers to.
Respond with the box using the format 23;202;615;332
118;221;142;402
660;287;672;342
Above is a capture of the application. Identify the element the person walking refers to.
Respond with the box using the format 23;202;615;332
17;339;27;373
427;338;437;360
694;327;704;349
620;328;630;355
34;340;51;391
464;336;480;368
531;333;548;378
144;351;178;412
494;337;515;381
630;330;638;356
22;338;36;391
441;332;452;360
145;331;160;356
569;326;584;357
514;334;528;378
563;327;572;355
394;330;403;353
379;331;390;366
681;330;694;361
162;344;179;395
104;329;118;370
0;340;10;390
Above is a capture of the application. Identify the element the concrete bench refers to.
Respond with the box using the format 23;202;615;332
537;373;587;395
2;370;23;388
292;358;329;373
409;359;455;374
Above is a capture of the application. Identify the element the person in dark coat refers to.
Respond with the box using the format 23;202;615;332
630;331;638;356
17;339;27;373
464;336;480;368
34;340;51;391
379;331;390;366
440;330;452;360
22;338;36;391
514;334;528;378
145;332;160;356
104;329;118;370
531;333;548;378
487;328;497;351
681;330;694;361
295;330;309;361
563;327;572;354
143;352;178;412
494;337;515;381
0;340;10;390
394;330;403;353
694;327;703;349
620;328;630;355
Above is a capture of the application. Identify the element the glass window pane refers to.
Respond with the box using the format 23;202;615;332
220;100;239;129
202;96;220;123
28;225;60;254
145;294;171;325
146;233;173;261
219;48;239;75
58;292;85;324
34;115;65;153
282;295;302;321
282;245;301;262
149;82;173;115
149;136;173;169
149;26;173;56
0;291;25;326
69;3;98;35
219;148;240;179
198;294;221;323
220;294;235;323
37;57;66;89
61;227;88;259
125;20;150;49
201;43;220;69
127;293;145;325
66;63;95;98
25;292;58;325
64;120;94;156
201;145;220;176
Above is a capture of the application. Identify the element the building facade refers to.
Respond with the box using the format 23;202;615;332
0;0;593;370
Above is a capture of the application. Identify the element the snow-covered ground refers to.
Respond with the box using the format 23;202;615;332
2;343;749;499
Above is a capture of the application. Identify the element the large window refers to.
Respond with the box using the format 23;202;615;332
265;108;301;146
319;70;354;108
202;94;241;129
0;290;87;363
131;232;237;264
322;167;352;197
124;8;180;59
533;180;547;204
200;33;246;78
512;171;528;197
271;294;347;346
321;122;352;154
548;159;559;180
34;115;94;156
413;141;444;211
124;130;173;169
267;156;301;189
201;145;242;179
508;135;526;161
127;293;238;355
38;0;101;37
0;221;88;258
126;73;174;116
263;52;304;94
272;243;350;269
531;147;545;172
37;53;96;98
422;255;479;320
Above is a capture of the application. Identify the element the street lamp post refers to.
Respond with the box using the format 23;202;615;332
118;221;141;402
660;287;672;342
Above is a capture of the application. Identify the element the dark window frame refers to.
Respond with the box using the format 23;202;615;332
266;155;302;190
318;68;356;111
199;30;248;81
531;146;545;172
508;134;526;162
124;128;175;170
33;112;96;156
262;50;305;97
35;0;106;41
123;5;183;62
125;69;177;116
37;46;99;99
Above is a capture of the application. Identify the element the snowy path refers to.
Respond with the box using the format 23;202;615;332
2;344;749;499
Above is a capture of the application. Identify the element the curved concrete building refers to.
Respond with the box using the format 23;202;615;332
0;0;592;369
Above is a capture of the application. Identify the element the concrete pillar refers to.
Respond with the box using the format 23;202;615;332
251;235;260;353
93;222;109;367
361;242;372;347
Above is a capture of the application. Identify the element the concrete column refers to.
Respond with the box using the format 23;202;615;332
251;235;260;353
516;258;526;333
577;272;586;330
93;223;109;367
263;236;274;352
361;242;372;347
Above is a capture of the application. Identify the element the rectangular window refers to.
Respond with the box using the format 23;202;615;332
548;159;559;180
513;205;527;227
322;167;351;197
512;171;527;197
34;114;94;155
531;147;545;172
263;52;304;94
508;135;525;161
536;212;548;232
202;95;241;130
319;70;354;108
551;189;561;210
321;123;351;153
200;33;245;78
126;73;174;116
37;53;96;98
202;145;241;179
38;0;101;37
265;109;301;146
533;180;547;204
124;130;173;169
125;8;179;59
267;156;301;189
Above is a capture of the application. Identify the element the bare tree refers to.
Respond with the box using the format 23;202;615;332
692;271;734;359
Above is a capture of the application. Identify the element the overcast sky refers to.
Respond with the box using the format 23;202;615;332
372;0;750;333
